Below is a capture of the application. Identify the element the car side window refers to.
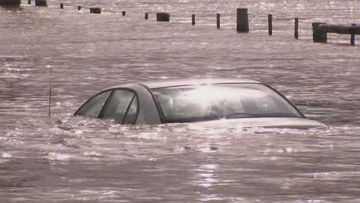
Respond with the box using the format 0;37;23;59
101;89;137;124
75;90;112;118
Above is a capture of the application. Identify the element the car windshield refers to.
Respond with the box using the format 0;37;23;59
151;83;303;123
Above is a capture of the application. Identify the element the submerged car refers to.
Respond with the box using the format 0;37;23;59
74;78;326;129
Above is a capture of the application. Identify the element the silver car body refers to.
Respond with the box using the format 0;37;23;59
75;78;326;128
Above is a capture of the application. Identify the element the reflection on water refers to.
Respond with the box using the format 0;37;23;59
0;0;360;202
1;116;360;202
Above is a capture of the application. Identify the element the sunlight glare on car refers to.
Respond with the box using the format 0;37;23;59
180;85;266;105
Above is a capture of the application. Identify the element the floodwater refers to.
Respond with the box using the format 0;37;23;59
0;0;360;202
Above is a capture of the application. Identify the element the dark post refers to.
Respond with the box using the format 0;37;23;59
351;24;356;46
90;7;101;14
268;14;272;35
35;0;47;6
48;68;52;117
216;13;220;29
145;13;148;20
78;6;81;11
28;0;31;5
122;11;126;16
237;8;249;33
312;22;327;43
60;3;63;9
0;0;21;6
156;13;170;22
294;18;299;39
192;14;195;25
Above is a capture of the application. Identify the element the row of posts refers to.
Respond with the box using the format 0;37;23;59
0;1;294;37
155;10;299;38
1;1;355;45
154;9;250;33
0;0;304;39
267;14;299;39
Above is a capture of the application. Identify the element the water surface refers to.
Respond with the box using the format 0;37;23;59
0;0;360;202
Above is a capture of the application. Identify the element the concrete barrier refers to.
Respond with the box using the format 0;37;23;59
157;13;170;22
35;0;47;7
237;8;249;33
0;0;21;6
312;23;327;43
90;7;101;14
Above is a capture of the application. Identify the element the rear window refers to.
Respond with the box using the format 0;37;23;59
75;90;111;118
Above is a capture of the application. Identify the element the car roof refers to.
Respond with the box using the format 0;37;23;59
108;78;262;90
139;78;261;89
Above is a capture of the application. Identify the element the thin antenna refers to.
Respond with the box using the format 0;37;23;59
48;67;52;117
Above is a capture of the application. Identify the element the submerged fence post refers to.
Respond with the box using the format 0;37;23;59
48;67;52;117
216;13;220;29
237;8;249;33
0;0;21;6
294;18;299;39
192;14;195;25
268;14;272;35
90;7;101;14
145;13;148;20
122;11;126;16
351;24;356;46
157;13;170;22
78;6;81;11
60;3;63;9
35;0;47;7
312;22;327;43
28;0;31;5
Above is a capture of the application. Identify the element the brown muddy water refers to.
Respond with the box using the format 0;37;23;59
0;0;360;202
